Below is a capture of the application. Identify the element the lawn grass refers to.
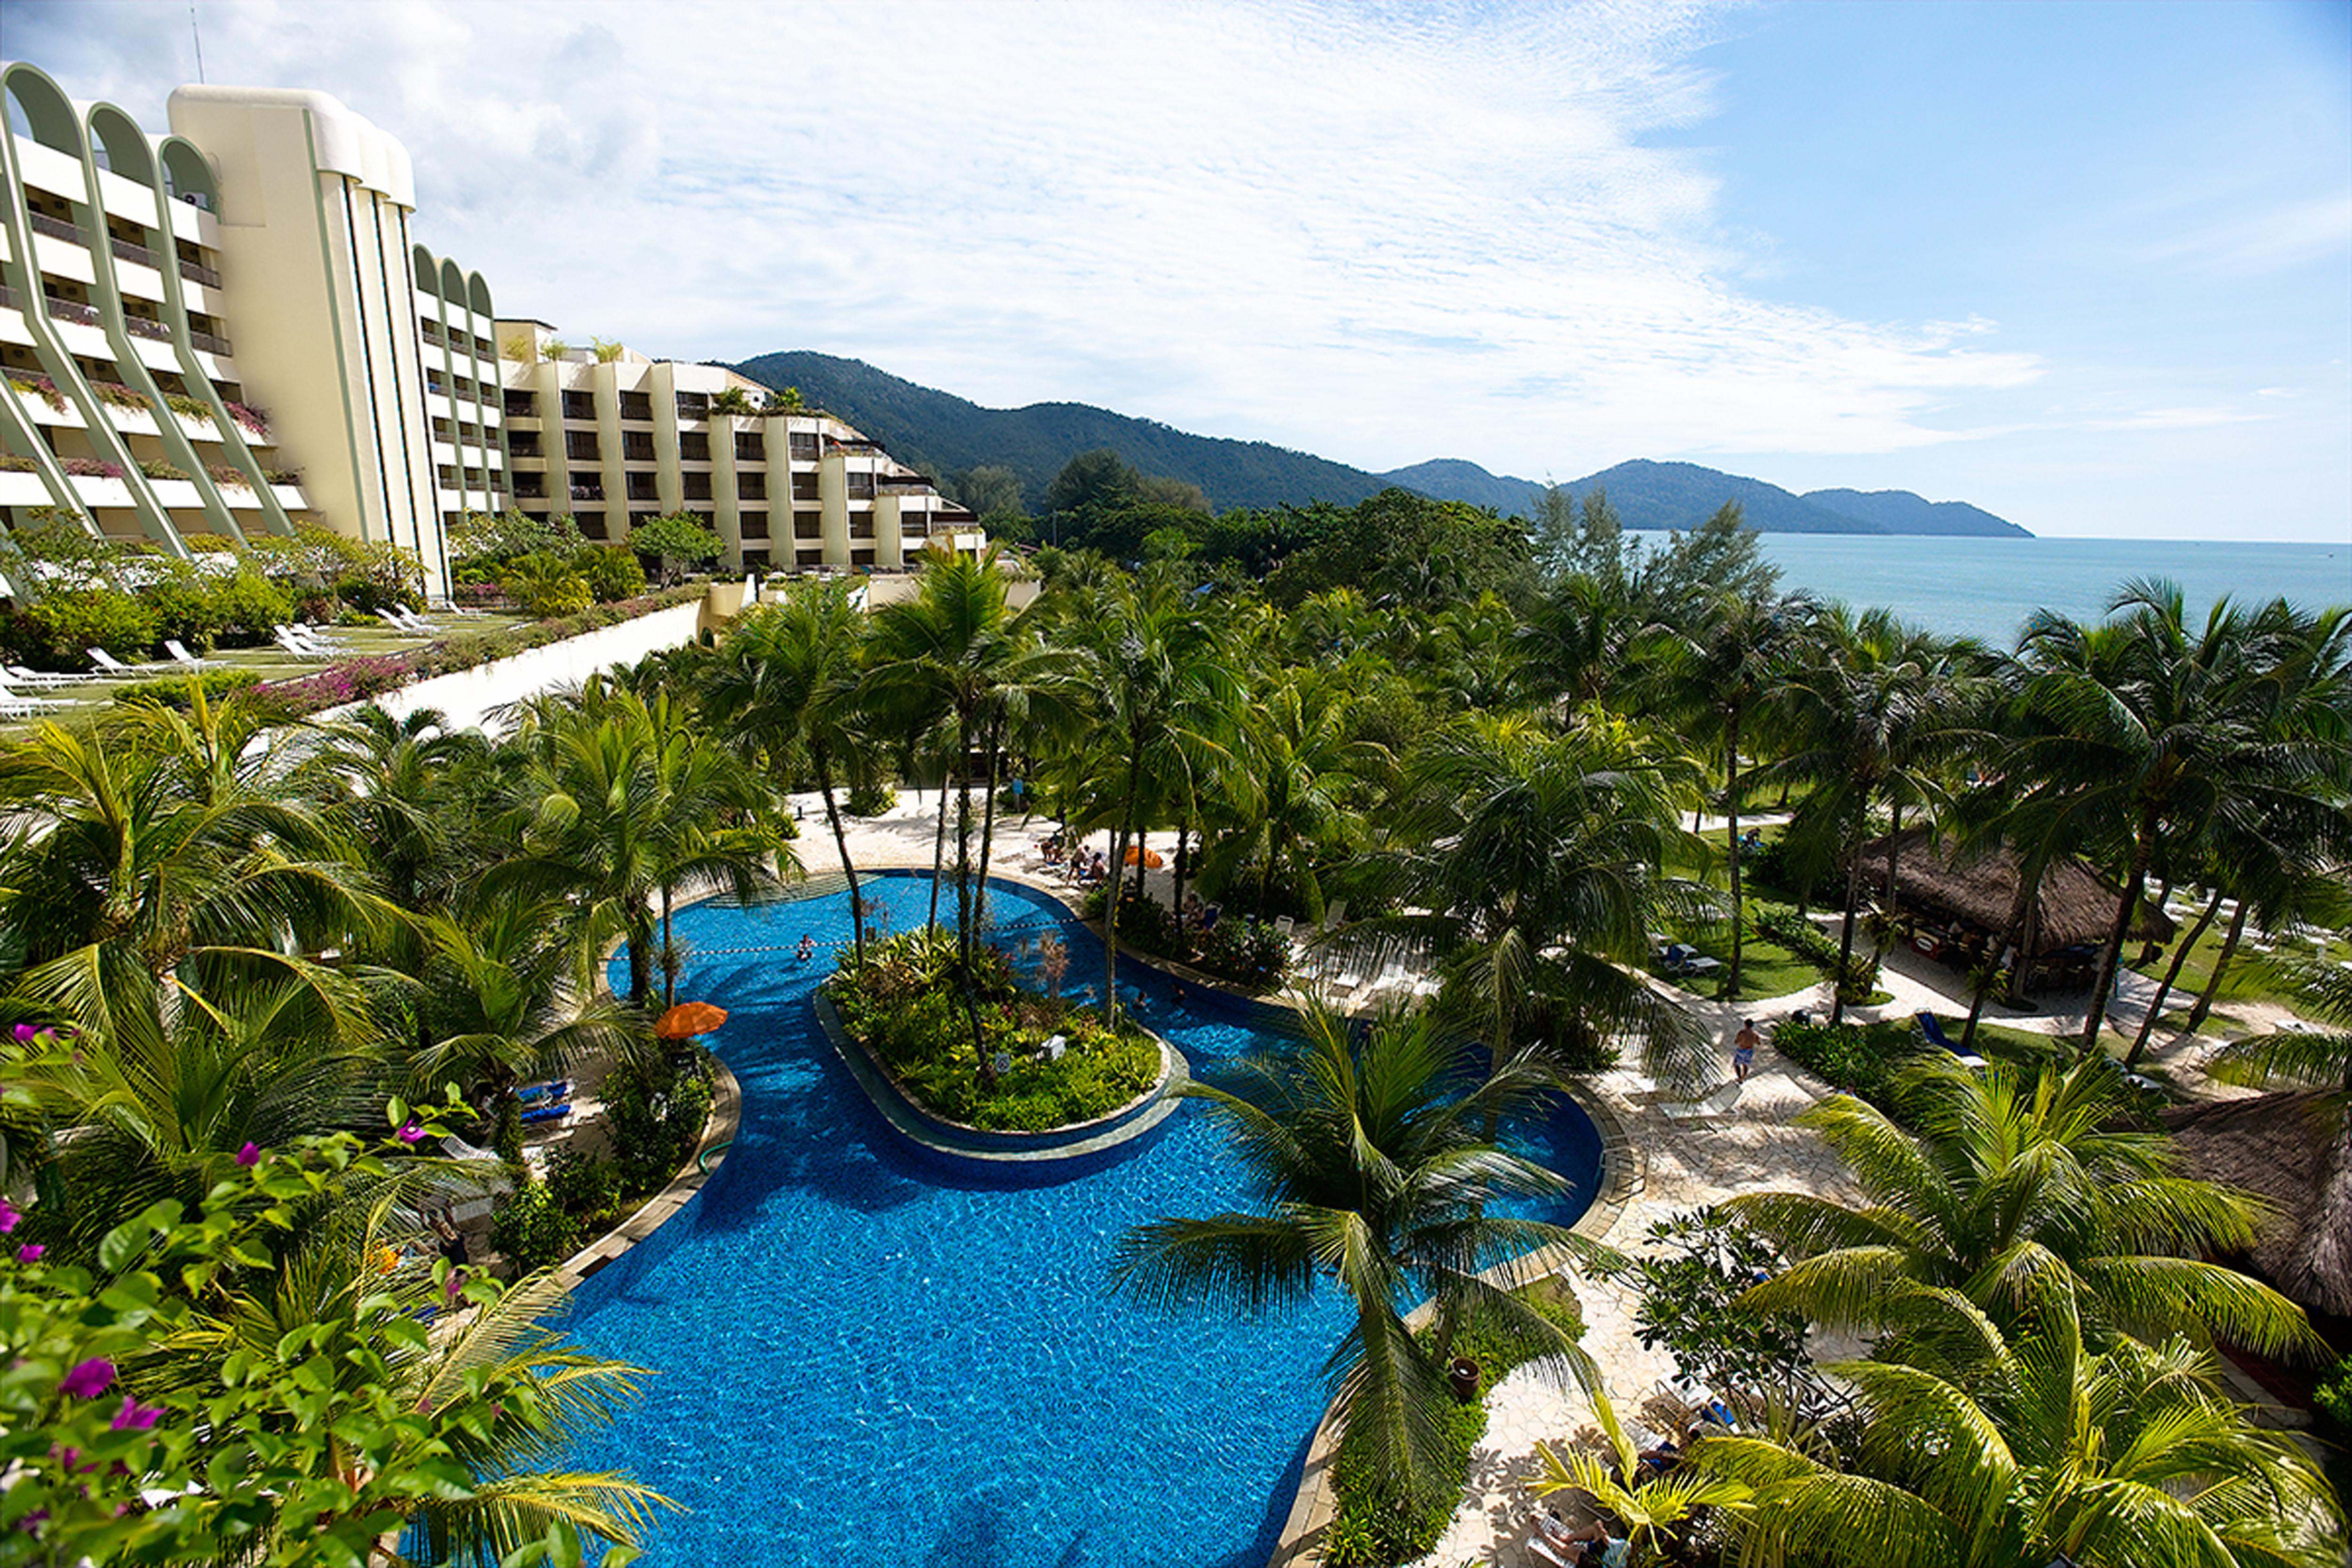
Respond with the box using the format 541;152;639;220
1654;936;1821;1003
2129;913;2347;1014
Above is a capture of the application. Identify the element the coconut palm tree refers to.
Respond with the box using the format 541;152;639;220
1694;1288;2343;1568
1194;668;1388;924
1111;1002;1597;1500
1640;589;1815;998
1722;1054;2320;1360
1349;710;1715;1090
2008;583;2351;1052
0;706;398;1039
700;583;880;967
488;690;787;1007
1766;608;1984;1023
1061;565;1241;1022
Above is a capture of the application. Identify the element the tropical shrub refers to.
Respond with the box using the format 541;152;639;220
547;1146;625;1229
205;566;294;645
6;587;159;665
598;1050;714;1193
501;552;595;618
827;928;1159;1131
843;779;898;816
2316;1353;2352;1433
575;542;645;603
627;511;723;585
111;668;263;710
1084;885;1291;989
1754;899;1875;995
1769;1017;1925;1111
488;1177;578;1272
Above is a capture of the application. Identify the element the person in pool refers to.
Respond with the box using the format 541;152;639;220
795;933;816;963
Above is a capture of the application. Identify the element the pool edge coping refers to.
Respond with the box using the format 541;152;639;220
552;1049;742;1292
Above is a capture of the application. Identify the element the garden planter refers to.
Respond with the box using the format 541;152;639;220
1449;1357;1481;1402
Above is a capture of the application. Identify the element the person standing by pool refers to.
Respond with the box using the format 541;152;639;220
1731;1019;1761;1083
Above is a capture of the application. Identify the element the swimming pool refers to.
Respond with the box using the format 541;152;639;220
565;872;1601;1566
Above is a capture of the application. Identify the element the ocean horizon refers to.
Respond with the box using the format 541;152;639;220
1740;534;2352;645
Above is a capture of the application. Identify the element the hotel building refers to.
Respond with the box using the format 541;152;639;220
495;321;975;573
2;60;968;597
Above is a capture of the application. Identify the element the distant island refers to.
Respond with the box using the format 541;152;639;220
732;350;2031;538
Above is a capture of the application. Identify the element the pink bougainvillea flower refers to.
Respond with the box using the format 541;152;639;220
59;1359;114;1399
0;1199;18;1234
235;1142;261;1167
109;1395;162;1432
445;1270;466;1300
16;1244;44;1263
12;1023;37;1042
396;1120;425;1145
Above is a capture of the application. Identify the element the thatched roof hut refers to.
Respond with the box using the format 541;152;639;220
1853;828;2175;956
2162;1091;2352;1320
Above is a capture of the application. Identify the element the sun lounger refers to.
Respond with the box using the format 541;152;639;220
163;639;222;670
515;1078;571;1106
519;1100;571;1126
7;664;90;688
1660;1082;1743;1122
0;680;74;712
87;647;166;677
1915;1011;1987;1069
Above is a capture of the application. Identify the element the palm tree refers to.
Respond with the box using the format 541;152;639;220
1694;1289;2343;1568
2008;583;2350;1052
1532;1386;1753;1567
1063;565;1240;1022
1722;1054;2320;1360
489;690;787;1007
1641;589;1813;998
1111;1002;1597;1500
1194;668;1387;924
700;583;879;967
0;705;398;1038
1767;608;1981;1023
1350;711;1715;1090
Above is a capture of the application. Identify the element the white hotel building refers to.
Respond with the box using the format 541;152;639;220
0;61;965;597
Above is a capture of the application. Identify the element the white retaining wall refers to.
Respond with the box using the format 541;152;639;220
323;602;704;736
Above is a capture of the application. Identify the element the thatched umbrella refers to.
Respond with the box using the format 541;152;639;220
1853;828;2175;957
2162;1091;2352;1320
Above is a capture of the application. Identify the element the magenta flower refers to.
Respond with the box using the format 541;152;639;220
59;1359;114;1399
396;1120;425;1145
236;1142;260;1167
16;1244;43;1264
12;1023;36;1042
444;1270;466;1301
0;1199;17;1234
108;1395;161;1433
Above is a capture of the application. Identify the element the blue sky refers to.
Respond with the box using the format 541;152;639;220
8;0;2348;542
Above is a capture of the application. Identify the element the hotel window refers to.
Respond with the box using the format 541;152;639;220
575;512;607;538
739;510;769;539
676;391;710;420
735;430;765;461
622;432;656;462
683;473;712;501
508;430;541;458
618;390;653;422
846;471;875;499
678;431;710;462
565;430;601;461
791;473;819;502
505;389;537;418
739;473;767;501
794;510;822;541
788;431;819;460
562;391;596;421
627;472;660;501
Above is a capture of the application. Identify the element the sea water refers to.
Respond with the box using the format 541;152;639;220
1751;535;2351;645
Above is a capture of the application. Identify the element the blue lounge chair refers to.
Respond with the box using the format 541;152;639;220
516;1078;570;1106
519;1099;571;1125
1916;1011;1987;1069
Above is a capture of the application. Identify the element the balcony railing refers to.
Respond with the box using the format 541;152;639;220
125;316;173;342
188;327;232;356
570;483;604;501
177;256;222;289
0;284;20;313
27;212;82;245
109;235;160;271
44;296;99;327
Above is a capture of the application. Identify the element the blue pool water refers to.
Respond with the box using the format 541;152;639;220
565;873;1601;1566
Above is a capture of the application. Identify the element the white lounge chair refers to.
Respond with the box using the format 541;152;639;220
0;680;73;715
87;647;165;677
163;639;221;670
1660;1082;1744;1122
6;664;90;688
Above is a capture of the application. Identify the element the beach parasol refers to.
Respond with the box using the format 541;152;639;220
1123;845;1165;869
655;1000;729;1039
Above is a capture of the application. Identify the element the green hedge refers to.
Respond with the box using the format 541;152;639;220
1753;900;1877;999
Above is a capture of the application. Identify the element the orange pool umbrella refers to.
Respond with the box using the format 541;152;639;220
655;1000;729;1039
1123;845;1165;869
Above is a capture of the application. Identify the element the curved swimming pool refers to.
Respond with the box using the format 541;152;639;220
566;873;1601;1566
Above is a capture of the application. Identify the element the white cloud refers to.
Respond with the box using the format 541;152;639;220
9;0;2051;474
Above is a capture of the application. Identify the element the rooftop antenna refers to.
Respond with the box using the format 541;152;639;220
190;5;207;84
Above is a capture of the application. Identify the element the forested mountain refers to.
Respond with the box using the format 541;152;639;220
731;350;2029;536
